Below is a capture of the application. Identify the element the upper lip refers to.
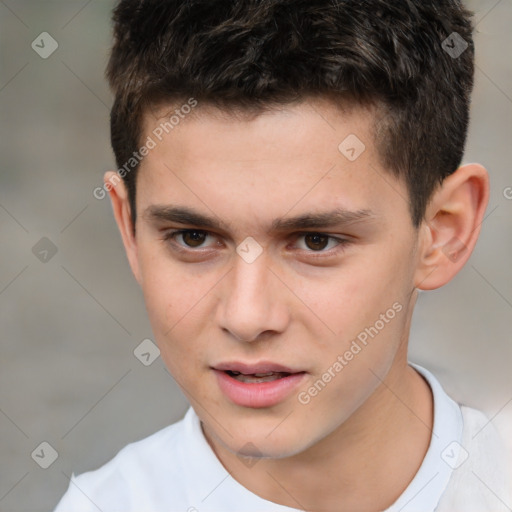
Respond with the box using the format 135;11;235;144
212;361;304;374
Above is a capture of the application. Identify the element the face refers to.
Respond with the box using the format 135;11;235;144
127;99;421;459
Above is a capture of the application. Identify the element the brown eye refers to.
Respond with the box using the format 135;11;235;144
304;233;329;251
181;230;207;247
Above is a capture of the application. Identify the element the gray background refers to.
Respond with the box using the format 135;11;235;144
0;1;511;510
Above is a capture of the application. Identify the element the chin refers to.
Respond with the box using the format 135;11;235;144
221;425;318;460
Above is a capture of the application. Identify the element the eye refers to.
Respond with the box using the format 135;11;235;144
162;229;349;258
294;233;347;253
163;229;217;249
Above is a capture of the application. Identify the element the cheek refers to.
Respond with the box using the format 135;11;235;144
138;241;195;321
142;275;206;380
136;244;220;368
295;259;403;341
137;249;190;345
292;248;413;405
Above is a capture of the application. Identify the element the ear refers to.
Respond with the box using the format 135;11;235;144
414;163;489;290
104;171;142;284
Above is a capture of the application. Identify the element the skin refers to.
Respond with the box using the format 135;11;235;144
106;98;488;512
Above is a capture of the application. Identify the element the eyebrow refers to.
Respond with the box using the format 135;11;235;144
143;205;377;233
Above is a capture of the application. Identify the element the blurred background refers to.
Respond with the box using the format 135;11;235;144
0;1;511;510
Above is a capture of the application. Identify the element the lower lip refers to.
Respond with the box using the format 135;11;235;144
213;369;306;408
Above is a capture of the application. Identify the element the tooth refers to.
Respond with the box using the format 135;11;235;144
231;372;287;383
238;374;282;382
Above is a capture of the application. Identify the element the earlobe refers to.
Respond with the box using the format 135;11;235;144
104;171;142;284
414;164;489;290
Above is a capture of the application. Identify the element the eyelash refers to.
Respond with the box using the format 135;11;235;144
161;229;350;257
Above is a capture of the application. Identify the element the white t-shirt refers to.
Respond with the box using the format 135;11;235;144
54;363;511;511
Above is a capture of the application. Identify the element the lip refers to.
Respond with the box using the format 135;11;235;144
212;361;307;408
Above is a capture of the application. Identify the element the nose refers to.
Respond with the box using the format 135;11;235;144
216;254;289;343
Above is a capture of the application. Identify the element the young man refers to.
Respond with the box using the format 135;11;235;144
55;0;511;510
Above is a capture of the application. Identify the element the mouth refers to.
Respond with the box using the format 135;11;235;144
213;360;304;374
223;370;295;383
211;361;307;408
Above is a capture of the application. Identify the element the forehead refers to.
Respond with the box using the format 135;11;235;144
139;98;375;178
141;96;374;153
135;98;408;232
